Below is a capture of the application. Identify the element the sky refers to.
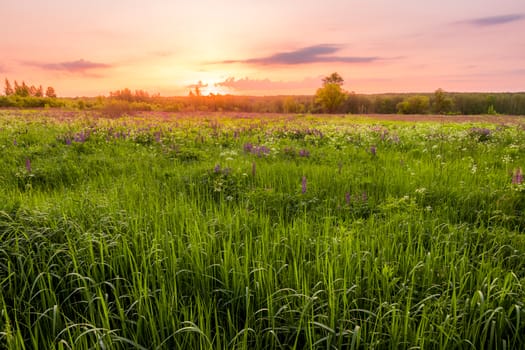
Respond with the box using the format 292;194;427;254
1;0;524;97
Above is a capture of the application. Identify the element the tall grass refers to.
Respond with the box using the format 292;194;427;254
0;110;524;349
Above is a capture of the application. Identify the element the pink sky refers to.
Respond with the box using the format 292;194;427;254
1;0;524;97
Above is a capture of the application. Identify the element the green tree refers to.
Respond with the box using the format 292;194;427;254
322;72;344;86
397;95;430;114
4;78;13;95
45;86;57;98
35;85;43;97
14;81;30;97
432;88;454;114
315;73;347;113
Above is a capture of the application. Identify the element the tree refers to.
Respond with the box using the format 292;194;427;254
315;73;347;113
4;78;13;96
45;86;57;98
396;95;430;114
14;81;30;97
35;85;43;97
29;85;37;97
432;88;454;114
322;72;344;86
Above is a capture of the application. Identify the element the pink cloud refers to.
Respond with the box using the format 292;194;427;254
215;76;324;91
221;45;380;66
186;80;208;89
458;13;524;27
25;59;112;74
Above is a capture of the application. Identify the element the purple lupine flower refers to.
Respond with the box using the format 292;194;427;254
154;131;161;143
301;176;307;194
13;139;17;146
252;162;256;177
214;164;221;173
298;149;310;157
65;138;72;145
253;145;270;157
74;131;86;143
25;158;31;173
512;167;523;184
243;143;254;153
345;192;351;205
370;145;376;156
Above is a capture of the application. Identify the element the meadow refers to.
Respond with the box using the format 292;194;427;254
0;109;524;349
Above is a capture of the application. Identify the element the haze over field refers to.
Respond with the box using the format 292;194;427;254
1;0;524;96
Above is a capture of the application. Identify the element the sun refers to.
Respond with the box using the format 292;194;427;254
201;81;229;96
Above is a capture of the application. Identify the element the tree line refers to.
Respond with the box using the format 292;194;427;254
2;74;525;115
4;78;56;98
0;78;63;108
314;73;525;115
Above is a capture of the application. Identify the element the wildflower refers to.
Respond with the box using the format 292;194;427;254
74;131;88;143
301;176;307;194
214;164;221;173
370;145;376;156
244;143;254;153
13;139;17;146
25;158;31;173
345;192;351;205
512;167;523;184
298;149;310;157
255;145;270;157
415;187;427;194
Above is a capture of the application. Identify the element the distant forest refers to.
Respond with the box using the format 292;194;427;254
2;78;525;115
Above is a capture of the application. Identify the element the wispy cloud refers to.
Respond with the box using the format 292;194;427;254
459;13;524;27
25;59;112;74
221;44;380;65
186;80;208;89
215;76;323;91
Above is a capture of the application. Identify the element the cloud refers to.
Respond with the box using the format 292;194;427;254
460;13;524;27
215;76;323;91
25;59;112;74
186;80;208;89
221;44;379;65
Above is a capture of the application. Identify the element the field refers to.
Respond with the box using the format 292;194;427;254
1;109;525;349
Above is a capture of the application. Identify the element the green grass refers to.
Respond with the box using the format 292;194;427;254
0;110;524;349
